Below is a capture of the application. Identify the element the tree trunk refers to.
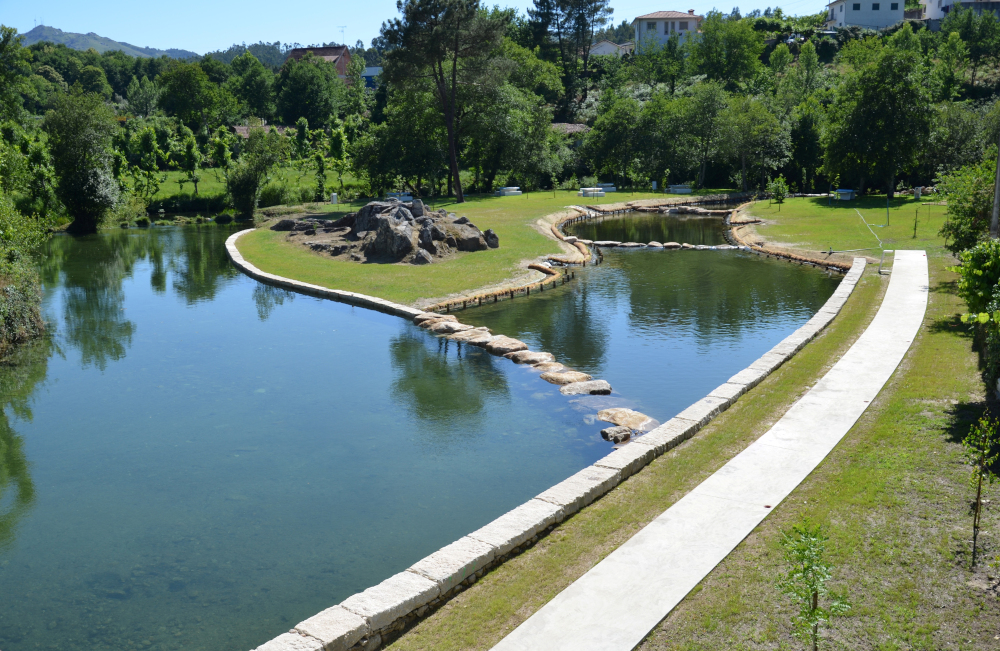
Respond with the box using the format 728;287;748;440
887;173;895;200
973;469;983;567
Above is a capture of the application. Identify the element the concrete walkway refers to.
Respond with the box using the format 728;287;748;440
491;250;929;651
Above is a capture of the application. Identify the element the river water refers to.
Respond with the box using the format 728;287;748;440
0;222;837;651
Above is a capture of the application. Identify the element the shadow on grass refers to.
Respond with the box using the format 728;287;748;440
942;400;990;445
927;314;974;338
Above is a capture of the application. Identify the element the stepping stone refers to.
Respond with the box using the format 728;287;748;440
593;241;621;247
541;370;593;385
414;312;451;324
563;236;578;243
448;327;491;341
486;336;529;356
429;321;475;334
560;380;613;396
464;331;496;346
533;362;568;373
681;243;695;249
418;315;458;328
597;407;655;431
663;242;681;249
619;242;644;248
505;351;556;364
647;242;663;248
578;239;594;245
601;425;632;443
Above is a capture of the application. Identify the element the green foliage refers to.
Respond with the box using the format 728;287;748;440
0;26;31;122
952;238;1000;313
938;150;997;254
941;4;1000;88
125;75;160;117
158;62;217;132
962;415;999;567
721;94;790;192
769;43;793;74
227;51;275;121
778;521;850;650
932;32;968;102
768;174;789;206
583;92;641;185
276;54;342;128
43;90;120;233
689;13;765;89
314;152;327;201
225;127;289;218
0;197;46;351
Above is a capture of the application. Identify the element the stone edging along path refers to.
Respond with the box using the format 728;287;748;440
226;229;866;651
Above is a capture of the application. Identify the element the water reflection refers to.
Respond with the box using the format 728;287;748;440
253;284;295;321
566;213;728;245
0;337;52;550
389;332;510;428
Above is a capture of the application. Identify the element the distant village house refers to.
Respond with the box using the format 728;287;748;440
825;0;905;29
589;40;635;57
284;45;351;78
632;10;703;52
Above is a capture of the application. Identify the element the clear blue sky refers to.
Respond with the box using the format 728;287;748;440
9;0;822;55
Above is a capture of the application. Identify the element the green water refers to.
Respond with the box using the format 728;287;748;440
0;225;837;651
566;212;728;245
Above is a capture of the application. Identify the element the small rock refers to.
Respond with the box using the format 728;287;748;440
561;380;613;396
486;336;528;356
272;219;296;231
505;351;555;364
533;362;568;372
597;407;655;431
600;425;632;443
484;228;500;249
412;249;433;264
429;321;475;334
663;242;681;249
411;199;425;217
540;370;593;385
619;242;644;248
303;228;316;236
453;216;471;225
414;313;452;324
448;327;491;341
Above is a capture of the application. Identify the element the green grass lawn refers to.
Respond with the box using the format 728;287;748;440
386;197;1000;650
746;195;950;255
236;190;668;306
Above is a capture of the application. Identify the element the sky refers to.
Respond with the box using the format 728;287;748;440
7;0;824;55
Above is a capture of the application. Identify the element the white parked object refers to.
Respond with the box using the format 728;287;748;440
668;184;692;194
578;188;606;198
496;187;523;196
597;183;617;192
329;192;338;205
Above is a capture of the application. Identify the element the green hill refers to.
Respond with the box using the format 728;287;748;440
20;25;199;59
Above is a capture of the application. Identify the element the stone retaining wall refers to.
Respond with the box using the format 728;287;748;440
228;229;866;651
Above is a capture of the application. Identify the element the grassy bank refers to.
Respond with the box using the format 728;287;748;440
386;200;999;649
235;190;667;306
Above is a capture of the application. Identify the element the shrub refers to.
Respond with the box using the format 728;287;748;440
258;182;292;208
938;149;997;254
135;216;151;227
214;213;234;225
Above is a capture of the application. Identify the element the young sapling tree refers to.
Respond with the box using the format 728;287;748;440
779;520;850;651
963;414;999;568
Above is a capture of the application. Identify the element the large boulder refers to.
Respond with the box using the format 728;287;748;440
451;224;488;251
410;199;425;217
272;219;295;231
484;229;500;249
353;201;414;234
365;217;416;258
560;380;613;396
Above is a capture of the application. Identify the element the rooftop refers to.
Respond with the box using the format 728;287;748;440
633;10;703;20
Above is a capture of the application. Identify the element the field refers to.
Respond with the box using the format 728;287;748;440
380;197;1000;650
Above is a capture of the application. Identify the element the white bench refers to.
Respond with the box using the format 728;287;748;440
668;185;692;194
495;187;522;196
386;192;413;202
578;188;606;198
597;183;617;192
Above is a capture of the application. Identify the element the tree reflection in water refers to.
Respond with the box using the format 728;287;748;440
253;284;295;321
0;336;52;550
389;332;510;429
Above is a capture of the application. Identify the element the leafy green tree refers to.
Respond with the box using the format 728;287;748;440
684;81;729;187
77;65;112;98
768;174;789;208
43;91;121;234
942;4;1000;89
583;93;640;187
962;415;999;567
824;27;930;196
158;62;217;133
633;33;686;94
789;98;825;194
125;75;160;117
179;135;202;195
225;127;288;218
128;126;166;202
0;26;30;122
198;54;231;84
721;94;789;192
636;90;691;186
342;53;371;118
381;0;508;202
932;31;968;101
276;54;342;128
939;150;999;253
313;152;327;201
769;43;793;74
689;12;764;89
778;521;850;651
504;39;564;105
227;51;275;120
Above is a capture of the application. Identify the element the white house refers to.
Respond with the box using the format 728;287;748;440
631;10;703;52
921;0;999;20
825;0;905;29
590;39;635;57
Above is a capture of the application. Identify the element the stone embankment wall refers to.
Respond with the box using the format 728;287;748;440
228;229;867;651
728;200;854;272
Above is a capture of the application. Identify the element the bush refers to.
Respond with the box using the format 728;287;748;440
214;213;234;225
0;198;46;354
954;239;1000;314
939;150;997;254
135;216;151;227
258;182;292;208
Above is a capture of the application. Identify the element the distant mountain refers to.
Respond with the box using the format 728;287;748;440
20;25;199;59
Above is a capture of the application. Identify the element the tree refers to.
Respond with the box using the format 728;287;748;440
343;53;371;118
43;91;121;234
683;81;729;187
179;135;202;195
768;174;789;208
225;127;288;218
158;62;216;133
689;12;764;89
720;94;789;192
314;152;327;202
824;28;931;197
942;4;1000;90
932;31;968;101
227;52;275;120
125;75;160;117
128;126;166;203
633;33;686;94
789;97;824;193
380;0;508;202
276;54;342;128
0;26;30;122
962;415;999;567
583;92;640;187
769;42;793;74
778;521;850;651
937;147;996;253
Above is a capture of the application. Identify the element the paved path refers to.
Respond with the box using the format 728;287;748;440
491;250;929;651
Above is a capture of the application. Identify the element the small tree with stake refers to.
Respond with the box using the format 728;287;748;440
779;521;850;651
768;174;789;211
963;415;999;568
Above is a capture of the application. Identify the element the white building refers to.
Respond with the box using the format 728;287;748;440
921;0;999;20
825;0;905;29
631;11;703;52
590;39;635;57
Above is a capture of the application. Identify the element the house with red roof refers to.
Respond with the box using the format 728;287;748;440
631;10;703;52
284;45;351;78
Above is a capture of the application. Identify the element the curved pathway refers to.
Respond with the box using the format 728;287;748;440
491;250;929;651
